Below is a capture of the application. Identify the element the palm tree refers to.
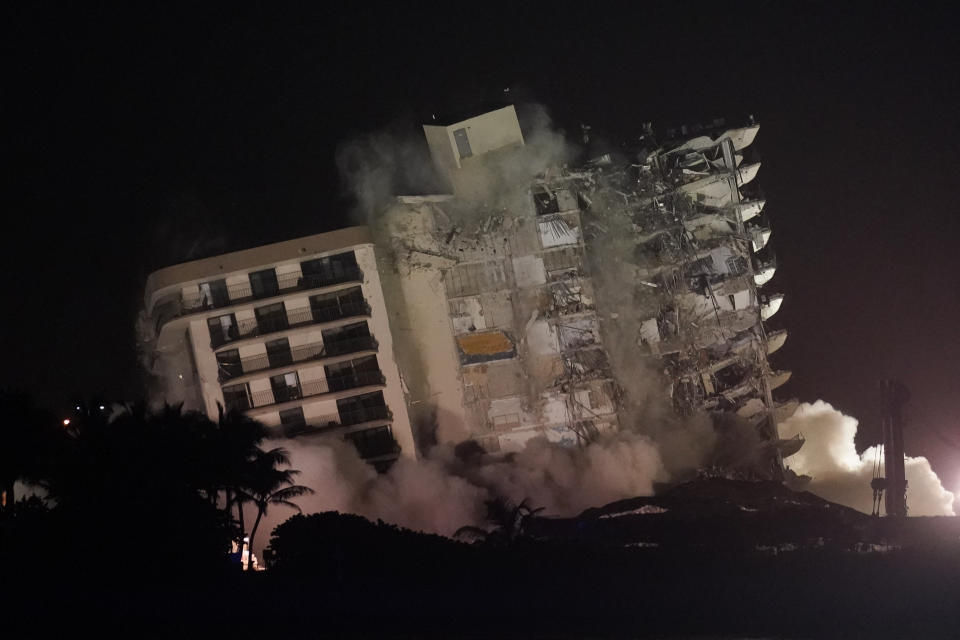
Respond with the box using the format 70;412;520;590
239;447;314;570
455;497;544;546
210;403;266;549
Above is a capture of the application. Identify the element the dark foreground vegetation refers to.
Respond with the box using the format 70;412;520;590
5;508;960;637
0;389;309;577
3;389;960;637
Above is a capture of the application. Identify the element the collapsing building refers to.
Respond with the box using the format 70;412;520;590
570;121;800;477
375;107;617;452
140;103;800;477
376;106;800;475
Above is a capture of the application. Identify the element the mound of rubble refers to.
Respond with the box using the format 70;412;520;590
529;477;960;553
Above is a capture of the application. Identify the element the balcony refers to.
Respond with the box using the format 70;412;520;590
210;301;371;349
338;404;392;427
299;267;364;291
248;370;387;408
218;335;379;382
156;266;365;332
277;412;396;456
345;425;400;459
279;413;342;438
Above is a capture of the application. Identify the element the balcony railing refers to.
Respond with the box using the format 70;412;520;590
338;404;392;427
248;370;387;408
218;335;379;381
157;266;365;332
346;427;400;458
223;395;252;414
210;301;372;349
277;411;394;447
280;414;341;438
299;266;364;291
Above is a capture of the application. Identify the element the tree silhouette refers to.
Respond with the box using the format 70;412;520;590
0;389;57;507
455;497;544;546
0;394;321;574
37;401;237;574
238;447;314;570
209;402;267;553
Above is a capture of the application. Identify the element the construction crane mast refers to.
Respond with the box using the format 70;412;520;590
873;379;909;517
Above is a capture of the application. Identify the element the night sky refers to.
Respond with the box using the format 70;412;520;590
7;4;960;490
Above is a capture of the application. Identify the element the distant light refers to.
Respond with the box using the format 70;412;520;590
76;405;81;411
99;405;105;410
178;374;184;380
63;419;71;426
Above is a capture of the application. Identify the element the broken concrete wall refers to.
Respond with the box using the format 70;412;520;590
379;162;618;453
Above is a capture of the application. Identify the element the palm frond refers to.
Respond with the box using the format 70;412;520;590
272;499;304;513
269;485;314;502
260;447;291;466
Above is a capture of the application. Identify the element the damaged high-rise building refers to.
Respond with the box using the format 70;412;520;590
142;103;800;476
376;105;800;475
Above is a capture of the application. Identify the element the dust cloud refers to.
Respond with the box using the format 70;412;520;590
778;400;955;516
247;429;666;557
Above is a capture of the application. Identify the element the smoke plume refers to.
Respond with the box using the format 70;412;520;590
778;400;955;516
335;103;576;223
247;429;666;557
334;124;447;223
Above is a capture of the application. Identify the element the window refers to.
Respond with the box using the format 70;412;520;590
322;321;371;356
337;391;388;425
249;269;280;299
345;425;398;459
270;372;301;403
265;338;293;368
222;384;251;413
326;355;381;392
216;349;242;380
208;314;238;348
309;290;340;319
325;359;354;381
300;252;359;288
279;407;306;428
491;413;521;429
309;286;366;322
453;128;472;158
255;302;288;334
199;279;230;308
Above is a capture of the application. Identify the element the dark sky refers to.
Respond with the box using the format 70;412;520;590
6;4;960;489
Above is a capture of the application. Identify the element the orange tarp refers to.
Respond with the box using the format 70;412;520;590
457;331;513;355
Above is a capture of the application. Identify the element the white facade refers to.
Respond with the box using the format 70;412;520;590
143;227;416;468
